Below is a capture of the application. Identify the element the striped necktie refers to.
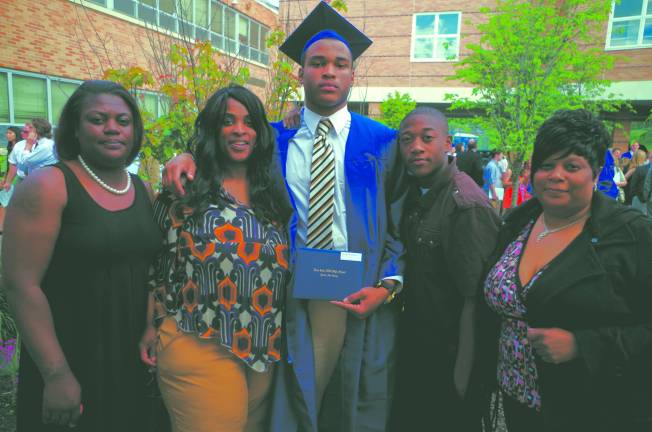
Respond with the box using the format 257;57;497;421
306;118;335;249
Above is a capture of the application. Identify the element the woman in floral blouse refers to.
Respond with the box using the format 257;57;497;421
140;85;292;432
482;109;652;432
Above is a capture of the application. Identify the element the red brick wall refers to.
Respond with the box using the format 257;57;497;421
0;0;277;93
279;0;652;89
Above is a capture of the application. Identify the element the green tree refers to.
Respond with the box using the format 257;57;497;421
105;40;250;167
264;29;301;122
447;0;627;206
378;91;417;130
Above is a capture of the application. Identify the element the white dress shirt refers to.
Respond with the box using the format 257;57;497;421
8;138;58;178
286;106;350;251
286;106;403;286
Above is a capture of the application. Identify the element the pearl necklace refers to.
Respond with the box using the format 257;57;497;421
78;155;131;195
536;213;589;242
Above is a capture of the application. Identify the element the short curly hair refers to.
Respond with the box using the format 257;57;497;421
531;109;610;182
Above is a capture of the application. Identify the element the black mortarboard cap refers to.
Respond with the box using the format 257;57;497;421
279;1;372;64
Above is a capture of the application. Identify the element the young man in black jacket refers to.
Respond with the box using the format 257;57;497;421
390;107;499;431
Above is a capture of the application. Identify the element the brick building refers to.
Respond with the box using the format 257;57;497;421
1;0;650;149
0;0;279;131
281;0;652;148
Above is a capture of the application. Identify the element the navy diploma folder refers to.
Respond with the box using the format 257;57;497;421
292;248;364;300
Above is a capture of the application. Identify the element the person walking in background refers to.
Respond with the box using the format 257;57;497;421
453;142;464;158
480;109;652;431
622;140;640;160
483;150;503;209
0;126;22;229
390;107;499;432
643;153;652;216
2;118;58;190
457;138;484;187
611;148;627;203
3;80;161;431
623;148;647;204
140;85;292;432
629;150;652;215
4;126;21;174
503;160;533;211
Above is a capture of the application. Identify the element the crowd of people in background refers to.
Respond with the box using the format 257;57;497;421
1;2;651;432
450;136;652;218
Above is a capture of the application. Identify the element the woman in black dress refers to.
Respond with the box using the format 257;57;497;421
2;80;161;431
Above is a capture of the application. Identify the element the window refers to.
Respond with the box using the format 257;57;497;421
51;81;80;125
114;0;136;16
607;0;652;49
139;0;157;25
0;69;173;126
225;8;237;53
132;91;158;118
195;0;208;28
411;12;461;62
84;0;271;65
13;76;47;124
0;73;8;123
238;15;249;57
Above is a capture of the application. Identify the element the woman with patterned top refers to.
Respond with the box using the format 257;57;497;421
480;109;652;432
139;85;292;432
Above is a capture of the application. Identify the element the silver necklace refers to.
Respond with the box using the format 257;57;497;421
78;155;131;195
536;213;588;242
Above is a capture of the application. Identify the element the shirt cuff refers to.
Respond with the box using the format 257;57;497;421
382;276;403;294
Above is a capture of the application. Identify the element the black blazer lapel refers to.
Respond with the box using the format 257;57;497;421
524;229;606;311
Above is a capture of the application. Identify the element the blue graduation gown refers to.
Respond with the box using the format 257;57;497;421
597;149;618;200
269;112;406;432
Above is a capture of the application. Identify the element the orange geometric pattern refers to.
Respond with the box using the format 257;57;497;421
217;277;237;311
180;231;215;262
267;327;282;361
151;190;289;372
214;223;244;243
181;279;199;312
232;328;252;359
252;285;273;317
237;242;262;266
274;244;289;269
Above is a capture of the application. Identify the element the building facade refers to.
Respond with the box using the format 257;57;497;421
0;0;278;131
281;0;652;148
1;0;650;150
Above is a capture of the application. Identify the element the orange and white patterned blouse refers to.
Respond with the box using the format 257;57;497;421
149;190;290;372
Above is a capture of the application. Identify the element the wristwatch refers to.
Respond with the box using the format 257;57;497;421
375;279;399;304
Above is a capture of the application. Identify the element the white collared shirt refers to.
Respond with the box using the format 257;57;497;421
286;106;351;250
8;138;58;178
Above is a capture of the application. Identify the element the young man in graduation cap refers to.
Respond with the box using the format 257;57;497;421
162;2;405;431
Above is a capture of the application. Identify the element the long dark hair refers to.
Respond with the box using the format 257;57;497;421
55;80;143;164
183;84;291;225
6;126;21;145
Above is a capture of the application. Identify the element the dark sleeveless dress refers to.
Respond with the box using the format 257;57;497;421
16;162;162;431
